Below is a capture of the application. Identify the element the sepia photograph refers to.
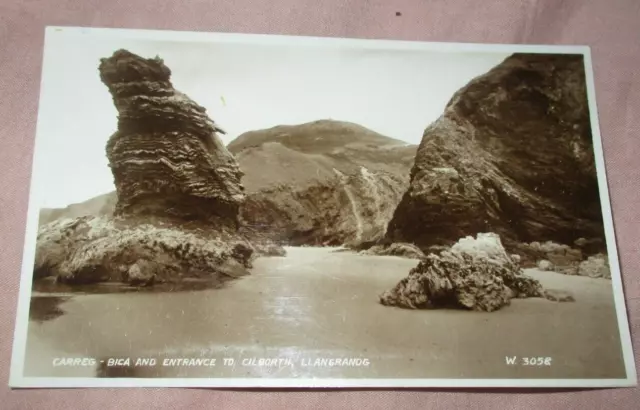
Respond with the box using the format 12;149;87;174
9;27;636;388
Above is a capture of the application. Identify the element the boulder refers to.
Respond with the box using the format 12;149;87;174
125;259;157;286
577;253;611;279
379;233;544;312
537;259;554;271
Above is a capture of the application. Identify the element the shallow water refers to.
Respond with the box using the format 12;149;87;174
24;247;626;379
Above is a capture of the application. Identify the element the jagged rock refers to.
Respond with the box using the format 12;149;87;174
362;243;425;259
577;253;611;279
229;120;415;246
379;233;544;312
537;259;554;271
100;49;244;225
386;53;605;251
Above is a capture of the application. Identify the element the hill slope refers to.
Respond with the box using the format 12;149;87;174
229;120;416;246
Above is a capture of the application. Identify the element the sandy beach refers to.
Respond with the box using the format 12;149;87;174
24;247;626;379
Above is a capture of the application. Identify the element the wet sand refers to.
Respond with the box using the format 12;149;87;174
24;247;626;379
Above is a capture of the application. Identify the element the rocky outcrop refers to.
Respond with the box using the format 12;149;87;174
100;49;244;226
386;53;605;252
229;120;416;246
362;242;425;259
34;216;254;285
517;240;583;274
34;49;268;285
514;240;610;278
379;233;571;312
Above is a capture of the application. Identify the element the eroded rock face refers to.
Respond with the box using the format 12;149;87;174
100;49;244;226
229;120;416;246
379;233;546;312
386;53;605;250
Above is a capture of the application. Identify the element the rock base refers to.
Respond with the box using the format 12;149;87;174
34;216;258;286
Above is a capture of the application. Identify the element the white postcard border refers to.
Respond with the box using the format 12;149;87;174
9;26;637;389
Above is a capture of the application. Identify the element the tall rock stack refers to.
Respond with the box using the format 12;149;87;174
99;50;244;226
34;50;261;286
386;53;605;252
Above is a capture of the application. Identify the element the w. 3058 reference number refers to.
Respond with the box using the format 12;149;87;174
505;356;552;366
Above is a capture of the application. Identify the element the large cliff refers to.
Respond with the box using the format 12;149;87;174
386;53;605;252
35;50;261;286
229;120;416;246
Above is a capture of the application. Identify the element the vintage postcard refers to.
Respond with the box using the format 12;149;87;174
9;26;637;388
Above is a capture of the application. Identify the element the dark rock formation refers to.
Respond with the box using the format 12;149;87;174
229;120;416;246
386;53;605;251
34;49;269;285
379;233;559;312
100;49;244;226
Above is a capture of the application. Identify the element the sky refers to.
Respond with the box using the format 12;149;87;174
32;30;510;208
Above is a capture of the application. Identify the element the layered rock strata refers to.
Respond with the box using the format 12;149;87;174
100;50;244;225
